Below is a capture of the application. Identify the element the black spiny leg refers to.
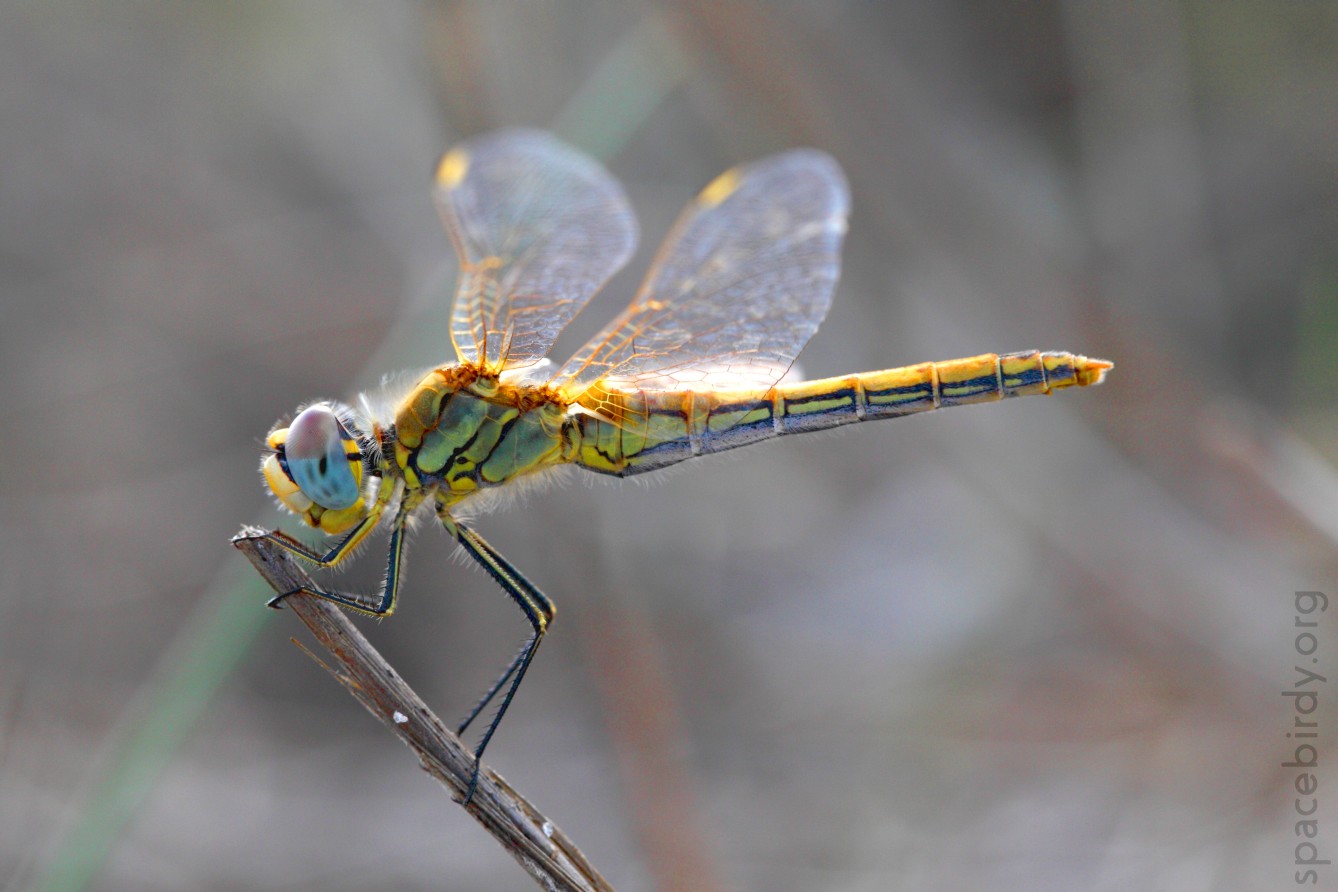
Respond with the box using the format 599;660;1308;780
440;511;554;805
256;512;407;617
259;511;381;570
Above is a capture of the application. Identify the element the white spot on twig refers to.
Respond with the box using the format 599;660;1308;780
392;711;408;724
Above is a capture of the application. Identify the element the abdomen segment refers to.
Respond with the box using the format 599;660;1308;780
570;350;1111;477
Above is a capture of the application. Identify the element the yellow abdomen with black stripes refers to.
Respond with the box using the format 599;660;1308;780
570;349;1110;477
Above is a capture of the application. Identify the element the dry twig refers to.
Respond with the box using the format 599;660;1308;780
232;530;614;892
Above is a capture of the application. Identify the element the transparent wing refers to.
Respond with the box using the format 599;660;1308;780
435;129;638;371
551;149;849;398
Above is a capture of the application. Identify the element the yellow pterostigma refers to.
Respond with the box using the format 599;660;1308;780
252;129;1111;802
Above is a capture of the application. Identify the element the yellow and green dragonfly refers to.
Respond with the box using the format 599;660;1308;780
251;129;1110;801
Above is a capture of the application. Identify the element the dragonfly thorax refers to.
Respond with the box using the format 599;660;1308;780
391;365;570;504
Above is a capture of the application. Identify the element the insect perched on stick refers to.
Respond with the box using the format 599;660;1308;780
250;129;1111;802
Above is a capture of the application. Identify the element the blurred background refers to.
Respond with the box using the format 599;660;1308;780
2;2;1336;890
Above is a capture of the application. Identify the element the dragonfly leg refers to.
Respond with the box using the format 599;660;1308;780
439;510;554;804
253;478;402;571
253;511;381;571
262;517;408;616
244;484;408;613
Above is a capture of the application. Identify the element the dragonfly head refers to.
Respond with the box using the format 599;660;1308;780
262;402;370;534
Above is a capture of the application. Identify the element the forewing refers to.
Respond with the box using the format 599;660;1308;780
435;129;637;370
552;149;848;397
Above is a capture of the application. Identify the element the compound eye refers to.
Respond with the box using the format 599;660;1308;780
284;404;362;510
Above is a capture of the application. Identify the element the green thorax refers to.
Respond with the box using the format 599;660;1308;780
391;366;569;503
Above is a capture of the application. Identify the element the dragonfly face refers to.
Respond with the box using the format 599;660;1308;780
262;402;372;535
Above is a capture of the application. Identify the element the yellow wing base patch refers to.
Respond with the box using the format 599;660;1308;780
437;147;470;189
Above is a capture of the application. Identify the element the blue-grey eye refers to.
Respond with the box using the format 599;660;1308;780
285;404;361;509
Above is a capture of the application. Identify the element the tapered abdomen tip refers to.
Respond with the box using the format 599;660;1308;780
1074;356;1113;387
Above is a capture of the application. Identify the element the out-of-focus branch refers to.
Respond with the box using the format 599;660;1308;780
232;530;614;892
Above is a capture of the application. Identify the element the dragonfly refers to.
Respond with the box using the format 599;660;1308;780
251;129;1111;802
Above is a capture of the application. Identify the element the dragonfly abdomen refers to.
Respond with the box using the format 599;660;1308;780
777;349;1109;433
571;350;1109;477
856;349;1109;419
